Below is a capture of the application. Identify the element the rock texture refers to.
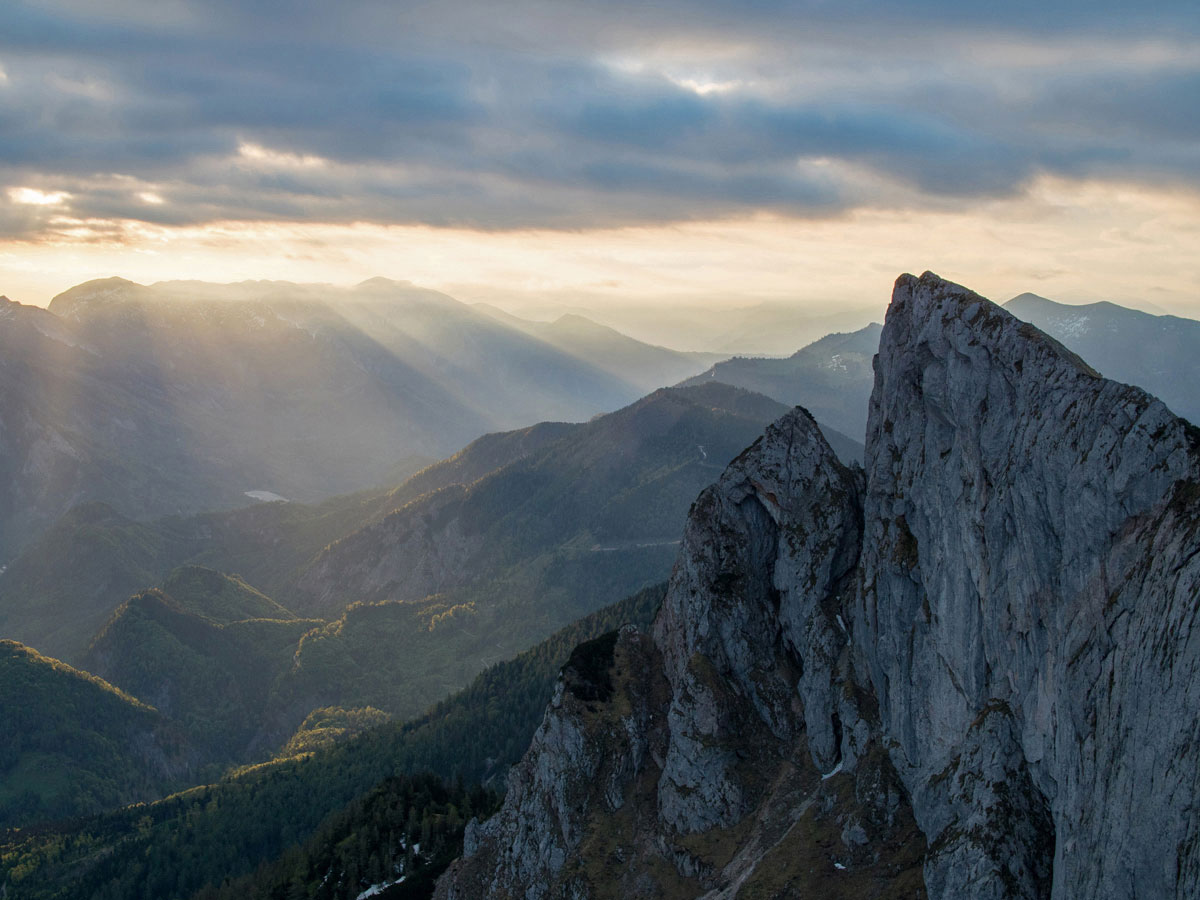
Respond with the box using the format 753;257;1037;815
437;408;927;899
858;274;1200;898
435;272;1200;899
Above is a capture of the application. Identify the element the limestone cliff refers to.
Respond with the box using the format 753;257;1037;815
435;272;1200;899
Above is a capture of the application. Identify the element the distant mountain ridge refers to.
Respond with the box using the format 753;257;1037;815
679;322;882;442
0;276;721;559
1003;291;1200;424
472;304;725;393
500;297;882;356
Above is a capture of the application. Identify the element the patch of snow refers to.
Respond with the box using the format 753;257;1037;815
244;490;288;503
835;614;847;634
821;758;844;780
834;861;847;871
698;444;707;459
357;877;406;899
824;353;848;372
1060;315;1091;338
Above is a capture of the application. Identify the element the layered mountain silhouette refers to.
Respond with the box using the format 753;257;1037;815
678;322;881;442
0;277;721;559
0;383;795;666
5;274;1200;899
0;383;806;802
472;304;725;393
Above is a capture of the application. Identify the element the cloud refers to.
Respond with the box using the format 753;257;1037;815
0;0;1197;239
8;186;70;206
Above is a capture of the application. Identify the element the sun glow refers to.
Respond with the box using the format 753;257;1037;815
8;187;71;207
1;176;1198;324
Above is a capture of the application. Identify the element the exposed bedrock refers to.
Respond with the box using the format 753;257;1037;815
437;272;1200;899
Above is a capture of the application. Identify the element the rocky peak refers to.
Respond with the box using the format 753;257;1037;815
437;272;1200;899
858;271;1200;897
438;406;927;898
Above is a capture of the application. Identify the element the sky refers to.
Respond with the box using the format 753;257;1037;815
0;0;1198;318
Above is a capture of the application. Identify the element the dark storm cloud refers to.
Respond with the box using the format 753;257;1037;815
0;0;1196;237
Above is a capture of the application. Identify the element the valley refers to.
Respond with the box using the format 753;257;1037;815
2;274;1198;900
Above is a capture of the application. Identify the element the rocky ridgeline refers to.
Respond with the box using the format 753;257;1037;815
435;273;1200;899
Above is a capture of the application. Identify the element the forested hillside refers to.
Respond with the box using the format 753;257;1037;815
0;585;664;899
0;641;188;829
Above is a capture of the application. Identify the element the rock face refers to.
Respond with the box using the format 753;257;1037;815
435;272;1200;899
859;274;1200;898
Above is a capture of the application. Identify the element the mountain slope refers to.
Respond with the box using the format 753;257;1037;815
158;566;297;623
0;421;575;663
438;272;1200;899
82;588;321;765
0;640;189;829
291;383;790;622
474;305;723;393
254;384;793;725
1004;291;1200;424
0;276;670;559
679;323;881;441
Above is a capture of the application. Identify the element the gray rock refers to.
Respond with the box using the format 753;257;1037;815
436;271;1200;899
857;272;1200;899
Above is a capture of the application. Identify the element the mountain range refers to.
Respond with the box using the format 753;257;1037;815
495;297;883;356
680;322;882;441
0;277;721;560
4;273;1200;899
0;382;826;812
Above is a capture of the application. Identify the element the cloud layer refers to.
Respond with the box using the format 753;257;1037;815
0;0;1197;239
